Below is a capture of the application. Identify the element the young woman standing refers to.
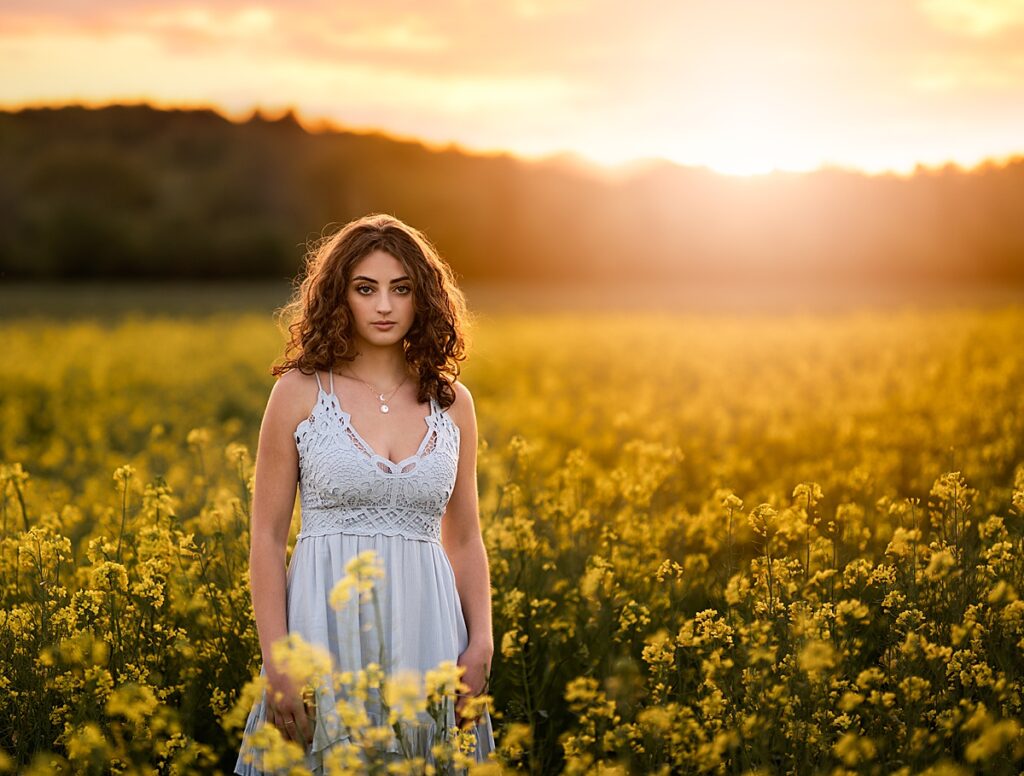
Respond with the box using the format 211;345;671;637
234;214;495;773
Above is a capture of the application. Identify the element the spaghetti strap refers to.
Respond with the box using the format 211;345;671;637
314;370;324;393
329;370;335;395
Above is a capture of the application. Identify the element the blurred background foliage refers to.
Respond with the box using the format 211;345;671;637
2;103;1023;287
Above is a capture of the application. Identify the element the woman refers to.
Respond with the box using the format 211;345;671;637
234;214;496;773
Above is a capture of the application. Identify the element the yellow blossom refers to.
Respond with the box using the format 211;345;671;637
798;639;836;679
925;548;957;580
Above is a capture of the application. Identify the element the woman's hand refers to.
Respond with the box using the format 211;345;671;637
265;665;316;750
455;641;493;729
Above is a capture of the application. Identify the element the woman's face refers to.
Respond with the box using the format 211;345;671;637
345;250;415;347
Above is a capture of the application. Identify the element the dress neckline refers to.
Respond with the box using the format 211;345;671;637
325;389;439;469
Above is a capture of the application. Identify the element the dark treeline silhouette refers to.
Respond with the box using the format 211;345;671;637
1;103;1022;285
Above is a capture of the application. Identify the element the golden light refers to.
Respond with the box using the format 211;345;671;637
1;1;1023;176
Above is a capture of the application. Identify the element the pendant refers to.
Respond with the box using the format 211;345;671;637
380;404;390;413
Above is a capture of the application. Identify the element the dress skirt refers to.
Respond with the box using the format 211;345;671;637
233;532;496;774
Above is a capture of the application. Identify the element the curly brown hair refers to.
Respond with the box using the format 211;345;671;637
271;213;473;409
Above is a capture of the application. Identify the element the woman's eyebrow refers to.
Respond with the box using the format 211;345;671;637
352;275;411;283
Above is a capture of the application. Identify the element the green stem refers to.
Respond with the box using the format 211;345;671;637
116;473;130;563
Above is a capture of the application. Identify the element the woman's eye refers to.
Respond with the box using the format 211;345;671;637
357;285;373;294
396;285;411;294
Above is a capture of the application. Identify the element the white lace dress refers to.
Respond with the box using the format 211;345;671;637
234;370;496;774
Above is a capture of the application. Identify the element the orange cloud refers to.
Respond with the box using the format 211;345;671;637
919;0;1024;36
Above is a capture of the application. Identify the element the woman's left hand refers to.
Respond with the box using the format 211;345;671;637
455;641;493;728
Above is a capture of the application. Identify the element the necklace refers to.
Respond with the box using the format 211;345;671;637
341;367;410;414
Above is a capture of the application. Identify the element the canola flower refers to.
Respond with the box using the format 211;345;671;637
329;549;387;609
1;307;1024;773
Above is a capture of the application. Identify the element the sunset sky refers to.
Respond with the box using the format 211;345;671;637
3;0;1024;175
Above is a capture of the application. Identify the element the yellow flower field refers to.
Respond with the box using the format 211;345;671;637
1;305;1023;774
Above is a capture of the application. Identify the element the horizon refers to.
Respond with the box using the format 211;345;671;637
5;97;1023;182
3;1;1024;177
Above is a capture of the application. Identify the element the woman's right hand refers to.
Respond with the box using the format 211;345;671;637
265;665;316;750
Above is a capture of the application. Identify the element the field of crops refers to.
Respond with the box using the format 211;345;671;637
1;302;1023;774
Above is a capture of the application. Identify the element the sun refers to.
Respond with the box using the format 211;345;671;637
580;84;830;177
687;91;824;176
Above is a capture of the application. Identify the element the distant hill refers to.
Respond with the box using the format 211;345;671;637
1;103;1022;285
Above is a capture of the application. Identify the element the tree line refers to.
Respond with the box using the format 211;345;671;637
1;103;1021;285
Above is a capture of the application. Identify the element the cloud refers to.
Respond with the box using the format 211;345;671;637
508;0;592;19
919;0;1024;36
910;51;1024;91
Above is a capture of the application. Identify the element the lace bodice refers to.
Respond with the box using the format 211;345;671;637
292;371;461;544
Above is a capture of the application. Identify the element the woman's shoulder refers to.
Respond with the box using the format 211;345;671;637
444;379;476;433
447;378;474;408
265;367;320;431
273;365;320;399
450;378;472;401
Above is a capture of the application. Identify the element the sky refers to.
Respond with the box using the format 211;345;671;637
2;0;1024;175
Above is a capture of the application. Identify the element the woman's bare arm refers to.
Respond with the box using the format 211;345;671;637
249;370;307;667
440;381;495;656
